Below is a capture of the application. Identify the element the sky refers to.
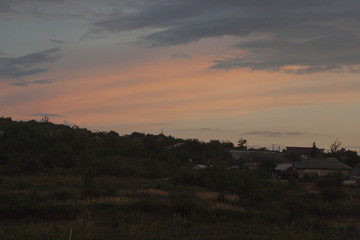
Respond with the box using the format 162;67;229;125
1;0;360;151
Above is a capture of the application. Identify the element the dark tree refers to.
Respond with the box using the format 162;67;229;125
237;138;248;150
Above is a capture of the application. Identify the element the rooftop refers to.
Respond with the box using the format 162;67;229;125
293;158;351;170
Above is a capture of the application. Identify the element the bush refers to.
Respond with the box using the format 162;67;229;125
171;167;197;186
302;173;319;182
318;172;344;188
50;190;71;202
321;188;346;201
318;172;346;201
130;198;166;213
217;191;226;202
169;190;207;216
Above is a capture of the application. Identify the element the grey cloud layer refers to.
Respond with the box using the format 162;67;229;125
85;0;360;73
0;48;60;79
0;2;12;13
28;113;61;117
243;131;304;137
0;0;66;13
11;79;53;87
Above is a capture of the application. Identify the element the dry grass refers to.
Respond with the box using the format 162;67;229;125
196;191;218;200
137;188;168;197
213;202;245;212
196;191;239;203
79;196;135;204
225;194;239;202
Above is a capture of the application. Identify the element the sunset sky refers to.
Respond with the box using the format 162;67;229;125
1;0;360;150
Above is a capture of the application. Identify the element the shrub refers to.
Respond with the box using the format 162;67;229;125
321;188;346;201
171;167;197;186
169;190;207;216
318;172;344;188
302;172;319;182
217;191;226;203
130;198;166;213
50;190;71;202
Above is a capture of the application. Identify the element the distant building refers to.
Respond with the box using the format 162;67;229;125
228;150;289;170
275;163;293;171
172;143;184;148
349;164;360;180
293;158;352;178
193;164;213;170
270;163;294;179
286;146;324;160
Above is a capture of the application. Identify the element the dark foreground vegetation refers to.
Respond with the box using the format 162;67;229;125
1;117;360;239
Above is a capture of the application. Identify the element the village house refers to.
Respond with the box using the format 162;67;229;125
286;146;325;160
349;163;360;180
292;158;352;178
228;150;288;170
270;163;294;179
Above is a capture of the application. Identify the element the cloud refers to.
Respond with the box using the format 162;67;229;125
211;30;360;73
49;39;64;44
28;113;61;117
11;82;29;87
135;122;168;129
32;79;53;84
83;0;360;73
284;132;304;136
10;79;53;87
0;2;13;13
264;78;360;96
344;146;360;148
0;48;61;79
243;131;282;137
0;0;67;15
199;128;217;131
171;52;192;59
243;131;305;137
2;0;94;24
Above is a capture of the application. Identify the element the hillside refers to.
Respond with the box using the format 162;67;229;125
0;117;237;177
1;117;360;239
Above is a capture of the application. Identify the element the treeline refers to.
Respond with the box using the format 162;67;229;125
0;117;235;178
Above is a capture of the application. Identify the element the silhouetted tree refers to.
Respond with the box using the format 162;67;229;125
41;116;49;123
237;138;248;150
330;138;342;153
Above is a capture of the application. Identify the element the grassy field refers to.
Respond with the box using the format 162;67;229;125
1;172;360;240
